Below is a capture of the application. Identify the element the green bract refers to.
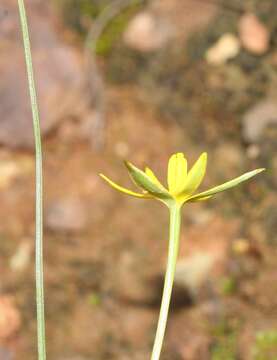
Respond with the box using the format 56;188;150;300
100;152;264;206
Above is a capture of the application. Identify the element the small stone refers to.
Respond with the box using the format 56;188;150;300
238;13;270;55
0;160;20;189
246;144;260;159
0;296;21;340
242;99;277;142
114;141;129;158
175;253;217;295
124;12;171;52
10;241;32;271
45;198;88;233
205;33;240;65
0;3;89;149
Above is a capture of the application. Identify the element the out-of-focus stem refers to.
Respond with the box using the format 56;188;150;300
17;1;46;359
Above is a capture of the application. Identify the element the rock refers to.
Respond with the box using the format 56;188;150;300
174;253;217;296
0;159;20;189
238;13;270;55
151;0;219;42
45;197;88;233
242;99;277;142
246;144;260;159
123;11;172;52
0;296;21;340
114;141;129;158
0;2;90;148
205;33;240;65
9;240;32;271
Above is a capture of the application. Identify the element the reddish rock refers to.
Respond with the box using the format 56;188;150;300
0;296;21;340
45;197;88;233
239;13;270;55
0;2;90;148
124;11;172;52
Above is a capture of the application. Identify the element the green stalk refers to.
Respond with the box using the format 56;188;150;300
17;1;46;359
151;204;181;360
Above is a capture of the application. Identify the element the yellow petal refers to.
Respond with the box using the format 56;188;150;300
145;167;165;189
179;152;207;197
188;168;265;201
167;153;187;194
99;174;149;198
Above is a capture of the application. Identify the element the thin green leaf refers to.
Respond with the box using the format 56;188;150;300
189;168;265;201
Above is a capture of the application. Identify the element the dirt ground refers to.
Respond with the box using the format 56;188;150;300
0;1;276;359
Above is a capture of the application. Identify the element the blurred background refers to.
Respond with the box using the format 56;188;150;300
0;0;276;359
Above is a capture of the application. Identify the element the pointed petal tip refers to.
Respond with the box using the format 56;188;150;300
99;173;148;198
99;173;107;180
124;160;134;172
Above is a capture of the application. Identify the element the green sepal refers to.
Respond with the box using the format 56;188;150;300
188;168;265;201
125;161;172;199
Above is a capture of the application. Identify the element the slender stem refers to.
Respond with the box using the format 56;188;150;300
151;203;182;360
17;1;46;359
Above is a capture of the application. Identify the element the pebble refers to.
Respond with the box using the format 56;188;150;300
205;33;240;65
10;241;32;271
242;99;277;142
175;253;217;296
123;11;171;52
114;141;129;158
0;296;21;340
246;144;260;159
238;13;270;55
0;160;20;189
45;198;88;233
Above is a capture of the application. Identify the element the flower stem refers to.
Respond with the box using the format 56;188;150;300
17;1;46;359
151;203;181;360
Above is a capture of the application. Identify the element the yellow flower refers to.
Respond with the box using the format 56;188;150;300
100;152;264;207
